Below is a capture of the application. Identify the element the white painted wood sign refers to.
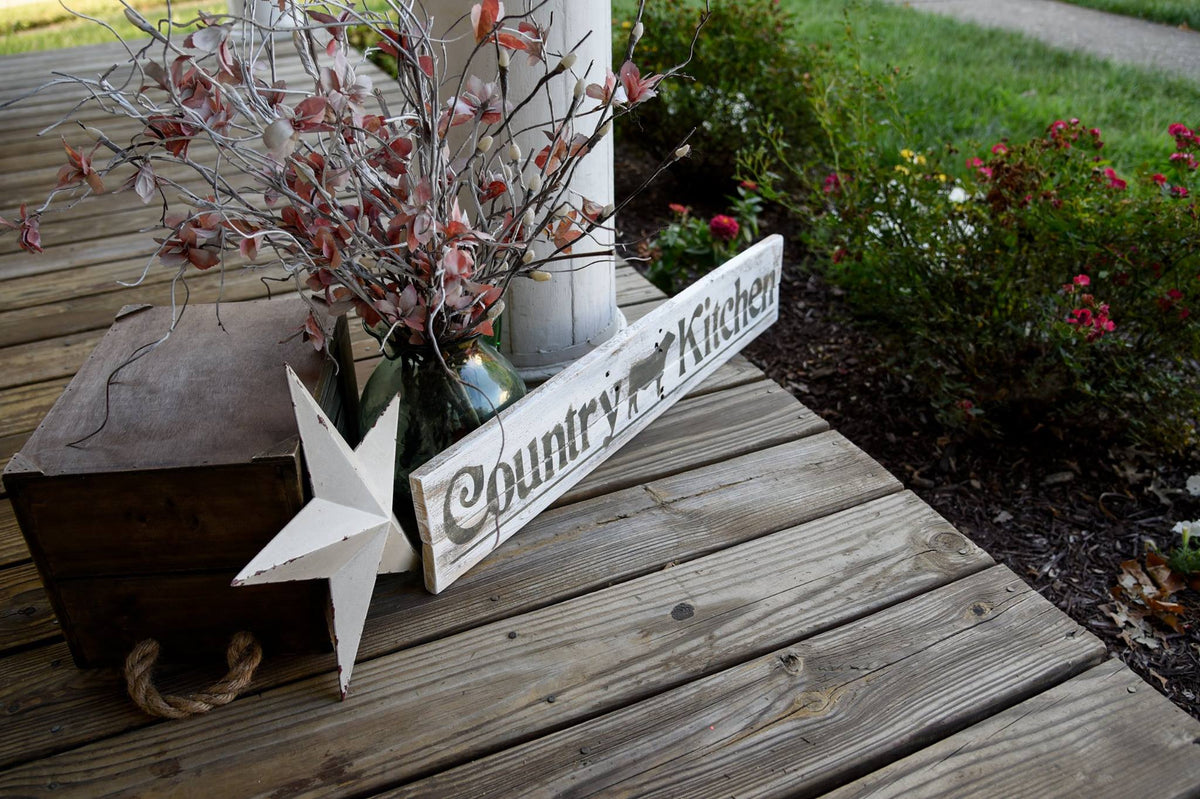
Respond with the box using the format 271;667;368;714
412;235;784;593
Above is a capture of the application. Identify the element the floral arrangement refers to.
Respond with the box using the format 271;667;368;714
0;0;703;353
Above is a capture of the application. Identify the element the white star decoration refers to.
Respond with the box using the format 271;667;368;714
233;366;418;698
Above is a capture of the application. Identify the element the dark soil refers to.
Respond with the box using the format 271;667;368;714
616;150;1200;721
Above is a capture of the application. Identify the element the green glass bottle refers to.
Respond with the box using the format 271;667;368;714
358;326;527;538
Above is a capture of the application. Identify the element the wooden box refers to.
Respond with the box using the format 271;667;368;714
2;300;358;667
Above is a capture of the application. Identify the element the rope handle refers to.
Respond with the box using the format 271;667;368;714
124;631;263;719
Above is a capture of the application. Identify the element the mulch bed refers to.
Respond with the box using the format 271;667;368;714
616;151;1200;721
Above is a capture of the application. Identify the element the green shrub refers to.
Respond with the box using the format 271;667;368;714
644;183;763;294
615;0;820;189
747;49;1200;449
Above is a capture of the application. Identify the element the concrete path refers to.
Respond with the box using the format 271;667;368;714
892;0;1200;83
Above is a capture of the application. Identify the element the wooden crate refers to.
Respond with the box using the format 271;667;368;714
2;300;359;667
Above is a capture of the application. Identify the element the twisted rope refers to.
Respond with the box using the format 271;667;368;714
124;631;263;719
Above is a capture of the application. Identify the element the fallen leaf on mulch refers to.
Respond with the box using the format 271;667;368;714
1108;553;1191;645
1102;600;1163;649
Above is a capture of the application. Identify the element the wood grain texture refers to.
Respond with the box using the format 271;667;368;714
0;206;169;257
0;432;899;768
0;563;59;653
0;380;67;440
0;331;104;391
390;566;1106;799
613;267;665;306
0;500;29;567
0;490;992;798
553;380;826;507
822;657;1200;799
621;298;668;325
0;265;288;348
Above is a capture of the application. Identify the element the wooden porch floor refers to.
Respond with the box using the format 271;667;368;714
2;40;1200;798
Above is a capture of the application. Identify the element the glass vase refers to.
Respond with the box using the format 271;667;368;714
358;325;527;535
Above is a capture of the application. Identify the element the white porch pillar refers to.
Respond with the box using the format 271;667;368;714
430;0;624;381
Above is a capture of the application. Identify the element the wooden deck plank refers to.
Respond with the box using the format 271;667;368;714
553;380;826;507
390;566;1105;799
0;436;901;768
0;379;68;440
822;658;1200;799
614;267;665;305
0;563;58;652
0;331;106;391
0;265;292;348
0;207;165;256
0;232;174;285
0;382;830;655
0;501;28;567
0;491;993;797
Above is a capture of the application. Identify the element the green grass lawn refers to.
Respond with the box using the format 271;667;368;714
1056;0;1200;30
776;0;1200;174
1;0;212;55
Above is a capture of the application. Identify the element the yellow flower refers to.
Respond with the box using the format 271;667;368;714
894;165;910;175
900;148;915;160
915;154;927;165
621;20;632;29
937;173;949;182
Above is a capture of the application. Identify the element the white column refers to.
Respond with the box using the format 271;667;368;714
431;0;624;381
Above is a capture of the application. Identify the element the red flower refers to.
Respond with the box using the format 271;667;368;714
1067;308;1093;327
668;203;690;215
0;204;43;253
1103;167;1126;191
1168;122;1193;142
1152;173;1168;186
1172;185;1190;198
965;156;984;169
1073;274;1090;287
991;142;1007;155
1169;152;1198;170
739;180;759;191
709;215;739;242
823;172;843;194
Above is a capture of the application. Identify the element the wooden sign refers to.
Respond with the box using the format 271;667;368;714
412;235;784;593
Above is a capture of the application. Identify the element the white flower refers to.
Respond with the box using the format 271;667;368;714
948;186;968;204
1172;520;1199;536
1186;474;1200;496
